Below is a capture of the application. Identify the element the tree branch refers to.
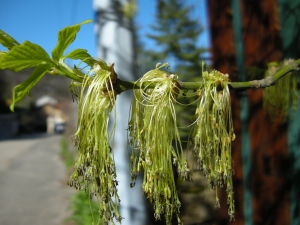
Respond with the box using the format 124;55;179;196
229;58;300;90
114;58;300;94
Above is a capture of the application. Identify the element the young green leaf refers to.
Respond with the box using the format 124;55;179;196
0;51;6;59
0;29;20;50
94;58;111;71
0;41;54;72
63;48;93;67
73;65;86;77
10;63;51;111
52;20;93;62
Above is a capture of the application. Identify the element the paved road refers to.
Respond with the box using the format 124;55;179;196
0;134;74;225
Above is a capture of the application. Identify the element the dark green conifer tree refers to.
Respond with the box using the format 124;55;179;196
147;0;207;79
146;0;207;137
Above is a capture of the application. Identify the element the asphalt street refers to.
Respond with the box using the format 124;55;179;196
0;134;74;225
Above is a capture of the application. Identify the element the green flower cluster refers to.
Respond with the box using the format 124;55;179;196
263;59;299;121
193;70;235;220
128;64;191;225
68;61;122;224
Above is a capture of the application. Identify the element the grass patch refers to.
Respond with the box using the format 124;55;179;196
69;191;102;225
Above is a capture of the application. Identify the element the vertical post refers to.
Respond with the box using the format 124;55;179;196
93;1;146;224
232;1;252;225
277;1;300;224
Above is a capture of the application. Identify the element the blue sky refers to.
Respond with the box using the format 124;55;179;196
0;0;97;56
0;0;210;60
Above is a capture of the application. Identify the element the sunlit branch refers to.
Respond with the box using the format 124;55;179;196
114;58;300;94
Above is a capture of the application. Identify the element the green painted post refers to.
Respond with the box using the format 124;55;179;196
277;1;300;224
232;1;252;224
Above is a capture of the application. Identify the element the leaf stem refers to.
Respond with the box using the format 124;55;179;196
55;64;83;82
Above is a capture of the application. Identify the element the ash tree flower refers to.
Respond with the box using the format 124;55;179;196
68;60;122;224
128;64;190;225
193;70;235;220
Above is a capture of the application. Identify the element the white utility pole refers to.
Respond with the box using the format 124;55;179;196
93;1;146;224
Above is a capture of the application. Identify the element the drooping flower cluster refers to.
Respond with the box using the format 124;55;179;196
68;61;237;223
68;60;122;224
128;64;190;225
263;59;299;121
193;70;235;220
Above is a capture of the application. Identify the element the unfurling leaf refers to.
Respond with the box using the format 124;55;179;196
93;58;111;71
63;48;93;67
10;64;51;111
0;51;6;60
0;41;53;71
0;29;20;50
52;20;93;62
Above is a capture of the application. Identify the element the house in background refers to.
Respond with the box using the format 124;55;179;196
0;67;73;139
35;95;68;134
